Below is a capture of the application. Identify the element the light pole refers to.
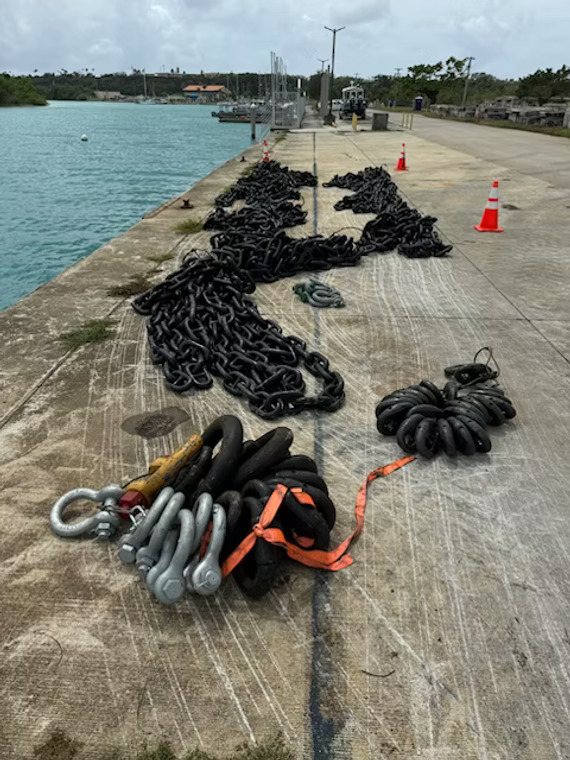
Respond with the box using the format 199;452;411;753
317;58;328;74
461;56;475;108
394;68;402;107
324;25;345;124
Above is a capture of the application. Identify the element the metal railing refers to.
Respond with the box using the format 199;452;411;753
401;112;414;130
270;52;306;129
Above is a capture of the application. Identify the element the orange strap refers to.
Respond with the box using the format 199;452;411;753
221;454;415;578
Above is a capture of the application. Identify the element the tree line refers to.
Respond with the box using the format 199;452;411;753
27;70;272;101
2;63;569;107
0;74;46;106
308;60;570;107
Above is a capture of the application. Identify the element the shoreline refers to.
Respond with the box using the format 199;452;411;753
0;102;267;313
0;136;268;426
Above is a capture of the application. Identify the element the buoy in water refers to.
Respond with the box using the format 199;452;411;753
81;134;88;141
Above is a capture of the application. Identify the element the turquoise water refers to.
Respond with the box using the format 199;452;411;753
0;101;267;311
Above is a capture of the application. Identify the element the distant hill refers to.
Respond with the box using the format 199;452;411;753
0;74;47;106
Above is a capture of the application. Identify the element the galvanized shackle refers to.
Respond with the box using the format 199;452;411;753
49;485;125;538
184;492;214;593
118;487;174;564
183;555;200;592
191;503;226;596
135;491;186;576
145;529;179;590
153;509;195;604
190;492;213;554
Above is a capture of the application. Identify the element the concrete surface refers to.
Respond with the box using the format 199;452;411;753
1;122;570;760
399;113;570;190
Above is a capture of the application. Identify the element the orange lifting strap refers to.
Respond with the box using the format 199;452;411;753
221;454;415;578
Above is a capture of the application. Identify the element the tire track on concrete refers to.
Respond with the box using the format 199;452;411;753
188;597;256;743
307;131;353;760
107;306;202;747
212;596;294;736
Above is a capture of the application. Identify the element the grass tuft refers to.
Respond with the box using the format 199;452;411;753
239;164;255;176
107;274;152;297
100;734;294;760
58;318;115;351
174;218;203;235
101;740;176;760
273;134;287;145
228;734;295;760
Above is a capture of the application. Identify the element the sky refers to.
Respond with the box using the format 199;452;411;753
1;0;568;80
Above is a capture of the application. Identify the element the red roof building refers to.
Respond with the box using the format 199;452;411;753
182;84;229;101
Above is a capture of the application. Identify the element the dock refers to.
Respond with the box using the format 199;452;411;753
1;113;569;759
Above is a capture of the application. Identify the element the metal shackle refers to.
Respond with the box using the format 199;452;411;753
153;509;196;604
145;529;178;589
183;555;200;593
49;485;125;538
191;503;226;596
135;491;186;576
118;487;174;564
190;492;213;554
183;492;214;592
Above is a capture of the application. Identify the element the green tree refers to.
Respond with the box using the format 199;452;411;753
367;74;393;104
517;66;570;104
0;73;47;106
307;71;322;101
401;58;468;105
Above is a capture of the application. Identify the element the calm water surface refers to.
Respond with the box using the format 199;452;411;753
0;101;266;310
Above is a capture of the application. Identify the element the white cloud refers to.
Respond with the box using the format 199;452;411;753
0;0;568;78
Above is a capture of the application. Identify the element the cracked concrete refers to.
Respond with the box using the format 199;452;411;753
0;121;569;760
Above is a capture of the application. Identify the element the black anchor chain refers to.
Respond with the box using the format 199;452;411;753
324;166;453;258
133;160;451;418
133;255;344;419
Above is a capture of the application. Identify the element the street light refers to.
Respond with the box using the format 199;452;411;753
461;56;475;108
324;25;345;124
317;58;328;73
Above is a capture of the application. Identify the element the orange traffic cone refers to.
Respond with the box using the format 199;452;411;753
474;180;503;232
394;143;407;171
262;140;270;163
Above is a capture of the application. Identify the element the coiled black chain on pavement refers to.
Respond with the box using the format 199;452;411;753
133;160;451;417
133;255;344;419
324;166;453;258
203;162;361;282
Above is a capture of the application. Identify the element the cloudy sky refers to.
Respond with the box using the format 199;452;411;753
2;0;568;79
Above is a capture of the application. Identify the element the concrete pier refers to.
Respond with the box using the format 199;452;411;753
1;122;569;759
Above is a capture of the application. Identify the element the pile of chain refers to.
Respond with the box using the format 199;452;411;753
50;416;338;603
214;161;317;208
134;161;355;416
375;350;516;458
324;166;453;258
293;278;345;308
133;255;344;418
204;161;360;283
134;160;451;415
